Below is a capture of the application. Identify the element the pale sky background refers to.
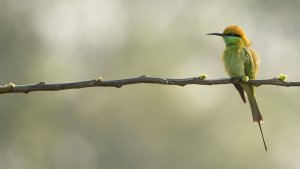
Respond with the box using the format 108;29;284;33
1;0;300;169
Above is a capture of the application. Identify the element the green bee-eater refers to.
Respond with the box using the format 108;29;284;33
207;25;267;151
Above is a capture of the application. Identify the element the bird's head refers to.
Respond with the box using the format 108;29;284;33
207;25;251;47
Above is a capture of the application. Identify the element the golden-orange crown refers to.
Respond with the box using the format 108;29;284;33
223;25;252;46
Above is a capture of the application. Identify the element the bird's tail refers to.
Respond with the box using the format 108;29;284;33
234;84;247;103
242;84;267;151
242;85;263;123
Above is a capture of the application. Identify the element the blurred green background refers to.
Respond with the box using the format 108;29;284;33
1;0;300;168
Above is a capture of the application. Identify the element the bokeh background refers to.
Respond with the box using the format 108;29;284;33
1;0;300;168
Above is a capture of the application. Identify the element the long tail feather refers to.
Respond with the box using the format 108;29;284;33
242;84;267;151
258;122;268;151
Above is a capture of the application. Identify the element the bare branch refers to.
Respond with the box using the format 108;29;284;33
0;75;298;94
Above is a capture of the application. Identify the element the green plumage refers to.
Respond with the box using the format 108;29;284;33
207;25;267;151
222;37;262;123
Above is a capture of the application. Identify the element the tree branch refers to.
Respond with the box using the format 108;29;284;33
0;75;298;94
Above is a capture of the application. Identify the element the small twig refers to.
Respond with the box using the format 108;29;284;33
0;75;298;94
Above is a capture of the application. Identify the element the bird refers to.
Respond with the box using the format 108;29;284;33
207;25;267;151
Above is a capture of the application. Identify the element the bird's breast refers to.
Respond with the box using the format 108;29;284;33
222;47;245;77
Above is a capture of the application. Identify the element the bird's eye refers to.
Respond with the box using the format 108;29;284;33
227;33;241;38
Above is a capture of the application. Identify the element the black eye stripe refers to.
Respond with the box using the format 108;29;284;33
225;33;241;38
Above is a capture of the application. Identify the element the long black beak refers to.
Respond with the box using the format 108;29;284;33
206;33;224;36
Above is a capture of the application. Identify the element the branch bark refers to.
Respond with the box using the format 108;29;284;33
0;75;298;94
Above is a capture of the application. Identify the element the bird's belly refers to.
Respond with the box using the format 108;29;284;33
223;51;245;77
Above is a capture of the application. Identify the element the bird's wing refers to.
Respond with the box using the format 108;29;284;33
249;48;260;78
243;47;256;80
242;47;257;93
234;84;247;103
